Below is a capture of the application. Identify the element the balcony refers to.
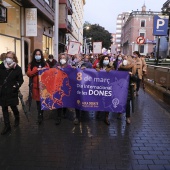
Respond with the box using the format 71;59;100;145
59;0;73;15
59;19;72;33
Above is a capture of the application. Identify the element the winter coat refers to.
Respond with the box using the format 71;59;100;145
134;57;147;79
26;63;49;101
118;62;135;101
0;63;24;106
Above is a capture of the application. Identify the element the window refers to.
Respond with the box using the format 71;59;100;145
139;45;144;53
141;20;145;27
45;0;49;5
140;33;145;37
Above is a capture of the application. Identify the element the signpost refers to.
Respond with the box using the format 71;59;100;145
136;36;145;53
153;15;169;65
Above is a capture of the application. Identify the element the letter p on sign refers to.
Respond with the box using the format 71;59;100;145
157;19;165;29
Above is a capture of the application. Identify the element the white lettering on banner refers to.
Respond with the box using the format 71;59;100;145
89;90;112;96
94;78;110;84
157;19;165;29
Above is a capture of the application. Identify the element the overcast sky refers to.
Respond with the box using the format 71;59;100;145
84;0;165;33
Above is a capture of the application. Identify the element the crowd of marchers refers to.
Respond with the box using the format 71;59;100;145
0;50;147;135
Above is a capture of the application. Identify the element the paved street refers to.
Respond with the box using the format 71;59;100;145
0;76;170;170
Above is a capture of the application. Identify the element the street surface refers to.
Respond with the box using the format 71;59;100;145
0;76;170;170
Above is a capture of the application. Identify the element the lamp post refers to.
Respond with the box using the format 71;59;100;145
78;26;89;43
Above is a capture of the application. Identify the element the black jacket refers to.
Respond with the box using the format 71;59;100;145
0;63;24;106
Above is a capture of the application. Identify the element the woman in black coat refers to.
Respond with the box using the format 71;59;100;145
0;51;24;135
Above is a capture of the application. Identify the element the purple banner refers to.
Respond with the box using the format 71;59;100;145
39;68;130;112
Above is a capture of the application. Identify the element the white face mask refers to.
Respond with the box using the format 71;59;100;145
6;58;14;64
60;59;66;65
103;60;109;66
118;57;122;61
123;60;128;66
49;59;53;62
35;55;41;61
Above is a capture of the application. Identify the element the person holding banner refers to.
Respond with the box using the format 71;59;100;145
26;49;49;125
113;54;123;70
96;55;114;125
72;53;84;68
71;54;86;125
118;55;136;124
53;53;71;125
82;54;92;68
132;51;147;96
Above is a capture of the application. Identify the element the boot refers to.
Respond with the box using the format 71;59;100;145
104;112;110;125
1;124;11;135
38;112;43;125
14;117;20;127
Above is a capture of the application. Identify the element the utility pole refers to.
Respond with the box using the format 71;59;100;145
156;36;160;65
54;0;59;61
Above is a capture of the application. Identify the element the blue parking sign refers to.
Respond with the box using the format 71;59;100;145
153;15;169;36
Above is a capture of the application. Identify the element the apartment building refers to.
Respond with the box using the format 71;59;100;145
0;0;85;73
66;0;85;45
115;12;130;53
121;4;162;56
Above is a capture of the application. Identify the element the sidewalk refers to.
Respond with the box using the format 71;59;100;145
0;76;170;170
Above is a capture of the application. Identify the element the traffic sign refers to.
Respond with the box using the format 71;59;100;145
153;15;169;36
136;36;145;44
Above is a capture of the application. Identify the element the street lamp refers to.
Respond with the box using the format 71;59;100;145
78;25;90;43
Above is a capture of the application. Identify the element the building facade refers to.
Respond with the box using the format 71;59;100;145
66;0;85;48
115;12;130;53
121;4;162;56
162;0;170;57
0;0;85;74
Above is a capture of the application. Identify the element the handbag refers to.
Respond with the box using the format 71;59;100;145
0;70;13;96
131;69;139;82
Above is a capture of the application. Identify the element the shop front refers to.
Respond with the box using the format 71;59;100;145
0;0;21;65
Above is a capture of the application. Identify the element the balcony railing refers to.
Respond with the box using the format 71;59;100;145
67;0;73;15
59;0;73;15
67;19;72;32
130;11;161;16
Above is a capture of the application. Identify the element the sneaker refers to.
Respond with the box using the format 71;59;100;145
73;118;79;125
126;117;131;124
